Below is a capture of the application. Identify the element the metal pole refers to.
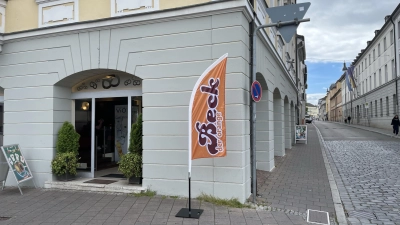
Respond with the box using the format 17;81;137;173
251;18;310;203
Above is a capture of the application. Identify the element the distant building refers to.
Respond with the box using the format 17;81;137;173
306;103;318;118
342;4;400;129
318;97;327;121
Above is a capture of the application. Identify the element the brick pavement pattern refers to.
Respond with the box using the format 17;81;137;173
325;140;400;225
0;188;310;225
256;125;335;216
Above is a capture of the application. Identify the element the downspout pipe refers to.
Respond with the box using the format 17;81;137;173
390;16;398;114
295;34;299;125
249;10;256;203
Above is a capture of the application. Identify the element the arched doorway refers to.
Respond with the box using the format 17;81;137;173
55;69;142;178
284;96;291;149
255;73;274;171
273;88;284;156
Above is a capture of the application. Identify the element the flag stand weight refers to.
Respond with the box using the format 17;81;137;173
175;175;203;219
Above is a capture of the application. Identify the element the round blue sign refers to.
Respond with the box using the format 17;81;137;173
251;81;262;102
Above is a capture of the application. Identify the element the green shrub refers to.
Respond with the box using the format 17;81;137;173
118;153;142;178
52;121;80;176
51;152;79;176
129;114;142;155
119;114;143;179
56;121;80;155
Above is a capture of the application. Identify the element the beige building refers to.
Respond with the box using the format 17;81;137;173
306;104;318;118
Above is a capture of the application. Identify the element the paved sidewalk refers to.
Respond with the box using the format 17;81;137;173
0;125;338;225
256;125;336;219
331;121;400;139
0;188;310;225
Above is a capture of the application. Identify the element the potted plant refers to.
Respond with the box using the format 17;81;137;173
51;121;80;181
118;114;143;184
51;152;79;181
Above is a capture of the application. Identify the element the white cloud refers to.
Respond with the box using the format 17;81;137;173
307;93;326;105
297;0;399;63
322;87;327;90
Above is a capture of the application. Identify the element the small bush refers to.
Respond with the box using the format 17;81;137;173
129;114;142;155
56;121;80;155
118;153;142;178
51;152;79;176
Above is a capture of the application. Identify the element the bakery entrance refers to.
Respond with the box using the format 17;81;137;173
69;71;142;179
74;96;142;177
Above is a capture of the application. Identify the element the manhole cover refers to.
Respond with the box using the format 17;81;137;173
0;217;11;221
347;211;376;220
307;209;330;225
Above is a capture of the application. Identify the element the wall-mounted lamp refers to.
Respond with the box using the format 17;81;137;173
82;102;90;111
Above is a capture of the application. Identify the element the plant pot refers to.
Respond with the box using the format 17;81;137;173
56;172;76;181
128;177;142;184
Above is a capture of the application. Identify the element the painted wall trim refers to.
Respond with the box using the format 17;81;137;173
38;0;79;28
3;0;250;42
111;0;160;17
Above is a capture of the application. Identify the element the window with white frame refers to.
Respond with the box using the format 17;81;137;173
256;0;267;24
277;36;284;59
394;94;397;115
373;49;376;60
390;29;393;44
369;76;371;90
370;101;373;117
111;0;159;17
386;96;389;116
365;58;367;69
378;43;381;56
369;54;371;65
36;0;79;28
362;81;364;94
385;64;388;83
374;73;376;88
380;98;383;117
392;59;396;79
379;69;382;86
384;37;387;50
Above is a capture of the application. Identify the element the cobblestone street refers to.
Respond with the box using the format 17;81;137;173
315;121;400;225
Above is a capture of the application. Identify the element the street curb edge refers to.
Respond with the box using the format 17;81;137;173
313;123;348;225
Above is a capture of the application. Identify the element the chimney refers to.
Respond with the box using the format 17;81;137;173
385;15;391;22
367;41;371;45
375;30;380;36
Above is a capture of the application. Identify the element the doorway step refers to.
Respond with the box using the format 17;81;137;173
44;177;145;194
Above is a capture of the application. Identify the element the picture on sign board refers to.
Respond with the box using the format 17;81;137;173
295;125;307;140
1;145;33;183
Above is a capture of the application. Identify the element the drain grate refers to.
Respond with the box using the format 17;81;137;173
307;209;330;225
0;217;11;221
347;211;376;220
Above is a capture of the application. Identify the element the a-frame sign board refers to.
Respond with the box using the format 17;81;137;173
1;144;36;195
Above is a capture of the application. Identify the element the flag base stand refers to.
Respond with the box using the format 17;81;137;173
175;176;203;219
175;208;203;219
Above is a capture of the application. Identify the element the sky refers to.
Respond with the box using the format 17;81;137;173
297;0;400;105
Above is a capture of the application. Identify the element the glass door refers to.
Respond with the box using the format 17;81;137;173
74;99;93;174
